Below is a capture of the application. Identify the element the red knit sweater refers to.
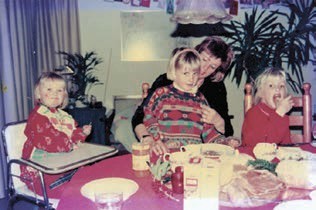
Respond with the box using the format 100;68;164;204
144;84;223;150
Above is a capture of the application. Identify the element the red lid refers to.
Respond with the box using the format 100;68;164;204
175;166;183;173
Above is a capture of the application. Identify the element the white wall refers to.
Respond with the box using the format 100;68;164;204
78;0;170;109
78;0;316;138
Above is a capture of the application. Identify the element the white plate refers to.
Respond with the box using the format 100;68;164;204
274;200;316;210
80;177;139;201
253;143;277;161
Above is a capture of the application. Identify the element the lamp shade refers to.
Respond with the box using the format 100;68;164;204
170;0;232;24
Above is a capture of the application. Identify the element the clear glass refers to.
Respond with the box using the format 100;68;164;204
94;192;123;210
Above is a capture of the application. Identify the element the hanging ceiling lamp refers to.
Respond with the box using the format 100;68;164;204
170;0;232;24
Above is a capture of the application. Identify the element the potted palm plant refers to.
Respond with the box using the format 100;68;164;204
222;0;316;93
58;51;103;104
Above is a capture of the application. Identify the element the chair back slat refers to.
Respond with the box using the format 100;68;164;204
243;82;312;143
289;116;303;126
290;134;304;144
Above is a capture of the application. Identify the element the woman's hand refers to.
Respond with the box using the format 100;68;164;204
82;124;92;136
225;136;241;149
201;105;225;133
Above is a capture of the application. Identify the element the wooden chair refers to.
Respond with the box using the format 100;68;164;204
142;82;150;99
244;83;312;143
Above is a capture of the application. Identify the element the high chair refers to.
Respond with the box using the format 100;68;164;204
244;83;312;143
1;120;118;209
2;120;58;209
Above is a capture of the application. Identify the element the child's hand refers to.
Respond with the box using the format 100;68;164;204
73;141;82;150
72;143;79;150
275;95;294;117
150;139;169;157
225;136;241;149
82;125;92;136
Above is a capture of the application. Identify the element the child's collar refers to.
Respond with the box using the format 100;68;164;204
173;82;198;94
39;103;59;112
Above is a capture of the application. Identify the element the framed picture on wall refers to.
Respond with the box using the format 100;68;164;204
120;11;178;61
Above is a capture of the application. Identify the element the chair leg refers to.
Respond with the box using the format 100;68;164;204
7;194;52;210
7;195;17;210
37;171;51;209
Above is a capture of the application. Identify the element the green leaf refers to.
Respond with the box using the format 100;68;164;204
222;0;316;93
57;51;103;100
247;159;278;175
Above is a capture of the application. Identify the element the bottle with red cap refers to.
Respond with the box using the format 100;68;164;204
171;166;184;194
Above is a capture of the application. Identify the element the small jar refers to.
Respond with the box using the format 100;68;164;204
132;142;150;177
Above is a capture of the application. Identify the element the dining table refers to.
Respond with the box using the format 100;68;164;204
56;144;316;210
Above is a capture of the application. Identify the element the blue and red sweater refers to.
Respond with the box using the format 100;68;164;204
144;84;223;150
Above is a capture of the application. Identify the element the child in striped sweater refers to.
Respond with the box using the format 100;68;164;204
143;48;240;155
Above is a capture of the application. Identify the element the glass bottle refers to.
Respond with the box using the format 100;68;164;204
171;166;184;194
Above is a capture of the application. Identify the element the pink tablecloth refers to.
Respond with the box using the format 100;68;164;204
56;145;316;210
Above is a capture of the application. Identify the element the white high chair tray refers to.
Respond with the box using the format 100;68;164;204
25;143;118;174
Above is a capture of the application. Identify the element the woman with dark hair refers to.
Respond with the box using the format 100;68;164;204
132;36;236;155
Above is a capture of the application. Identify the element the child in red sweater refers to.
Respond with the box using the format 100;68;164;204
144;48;240;155
242;67;294;147
21;72;92;197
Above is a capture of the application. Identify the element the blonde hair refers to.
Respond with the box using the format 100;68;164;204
34;72;68;109
167;48;201;81
254;67;287;104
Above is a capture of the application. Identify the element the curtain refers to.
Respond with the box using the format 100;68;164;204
0;0;80;198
